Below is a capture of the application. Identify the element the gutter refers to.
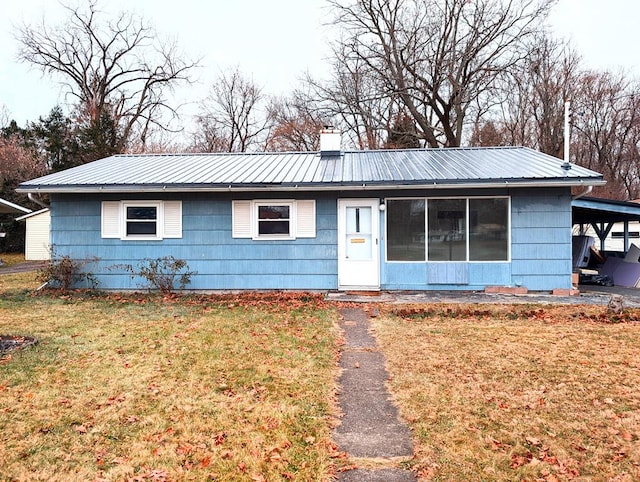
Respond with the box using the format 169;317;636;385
28;192;50;208
16;179;607;195
572;185;593;200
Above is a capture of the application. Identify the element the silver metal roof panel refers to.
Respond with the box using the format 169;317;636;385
17;146;605;193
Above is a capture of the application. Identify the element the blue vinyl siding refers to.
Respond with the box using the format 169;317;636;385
50;186;574;291
50;193;338;290
510;190;573;290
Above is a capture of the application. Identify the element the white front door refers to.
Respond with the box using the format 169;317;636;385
338;199;380;290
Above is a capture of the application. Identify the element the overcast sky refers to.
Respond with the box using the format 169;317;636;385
0;0;638;128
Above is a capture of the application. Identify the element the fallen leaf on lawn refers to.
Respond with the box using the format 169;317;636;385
525;436;542;446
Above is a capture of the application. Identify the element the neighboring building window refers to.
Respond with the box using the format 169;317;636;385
469;198;509;261
387;199;425;261
385;197;510;262
612;231;640;238
125;204;159;237
428;199;467;261
101;200;182;240
256;203;292;237
232;200;316;240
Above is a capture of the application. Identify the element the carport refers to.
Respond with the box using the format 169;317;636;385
572;196;640;253
0;197;31;215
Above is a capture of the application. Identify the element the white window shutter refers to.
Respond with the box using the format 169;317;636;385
101;201;121;238
296;200;316;238
163;201;182;238
232;200;252;238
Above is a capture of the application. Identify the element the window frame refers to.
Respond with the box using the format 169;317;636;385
101;200;182;241
252;200;296;240
123;201;162;240
385;196;511;263
232;199;316;240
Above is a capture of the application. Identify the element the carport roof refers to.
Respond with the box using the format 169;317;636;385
572;197;640;225
0;197;31;215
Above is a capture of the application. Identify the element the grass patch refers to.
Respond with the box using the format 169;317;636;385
0;271;40;294
0;290;340;481
372;303;640;481
0;253;26;267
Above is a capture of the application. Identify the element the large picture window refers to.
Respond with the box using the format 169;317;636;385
386;197;510;262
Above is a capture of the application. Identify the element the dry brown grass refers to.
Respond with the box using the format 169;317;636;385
0;253;26;267
371;303;640;481
0;291;340;481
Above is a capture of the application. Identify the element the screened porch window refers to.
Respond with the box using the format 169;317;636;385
469;198;509;261
385;197;510;262
387;199;425;261
428;199;467;261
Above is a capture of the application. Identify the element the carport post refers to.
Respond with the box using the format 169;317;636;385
624;220;630;253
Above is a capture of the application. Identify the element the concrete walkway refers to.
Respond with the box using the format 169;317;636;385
334;308;416;482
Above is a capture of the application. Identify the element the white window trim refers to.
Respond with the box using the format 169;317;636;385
122;201;162;240
232;199;316;240
253;200;296;240
101;200;182;241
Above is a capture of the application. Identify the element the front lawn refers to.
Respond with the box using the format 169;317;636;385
0;288;340;481
4;268;640;481
372;304;640;481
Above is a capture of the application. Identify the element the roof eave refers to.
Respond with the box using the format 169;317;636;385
16;178;606;194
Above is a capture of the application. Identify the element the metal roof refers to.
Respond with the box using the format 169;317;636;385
573;197;640;225
17;146;605;194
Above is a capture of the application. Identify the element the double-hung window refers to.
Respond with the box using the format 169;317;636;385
101;200;182;240
256;202;293;238
232;200;316;240
124;203;160;238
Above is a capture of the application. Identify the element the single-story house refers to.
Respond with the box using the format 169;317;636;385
16;131;605;291
16;208;51;260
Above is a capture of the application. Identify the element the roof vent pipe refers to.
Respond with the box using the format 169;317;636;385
562;101;572;170
319;127;342;157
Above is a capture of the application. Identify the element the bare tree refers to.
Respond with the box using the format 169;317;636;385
326;0;555;147
15;0;198;154
471;33;582;155
571;71;640;200
264;93;325;151
192;68;269;152
306;44;397;149
0;135;46;195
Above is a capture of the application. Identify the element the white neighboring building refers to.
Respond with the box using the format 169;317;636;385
16;209;50;260
573;221;640;253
